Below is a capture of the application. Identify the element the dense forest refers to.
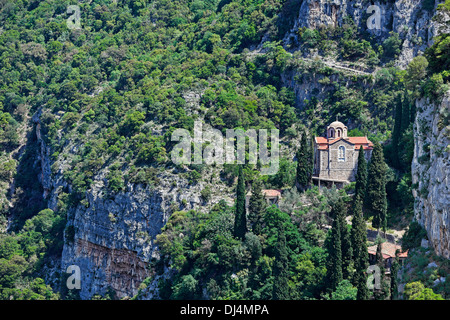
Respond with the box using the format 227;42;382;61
0;0;449;300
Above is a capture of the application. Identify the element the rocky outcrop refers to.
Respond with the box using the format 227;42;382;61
286;0;449;67
32;111;53;199
58;167;231;299
412;92;450;259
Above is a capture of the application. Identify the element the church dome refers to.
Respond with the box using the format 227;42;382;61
327;121;347;139
329;121;347;128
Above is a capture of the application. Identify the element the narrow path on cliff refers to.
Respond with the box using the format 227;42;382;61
246;49;375;76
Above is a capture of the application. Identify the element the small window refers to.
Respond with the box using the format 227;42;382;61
338;146;345;161
337;129;342;137
329;128;335;138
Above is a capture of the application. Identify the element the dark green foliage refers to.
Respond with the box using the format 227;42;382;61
365;142;387;231
9;128;47;230
326;280;357;300
402;221;428;251
326;208;343;291
234;165;247;240
333;197;352;280
272;226;290;300
0;209;63;299
373;239;389;300
248;179;266;235
153;200;324;301
390;257;399;300
120;111;145;137
172;275;199;300
401;92;411;134
382;32;402;60
391;94;403;168
351;196;369;300
354;146;367;204
296;131;313;191
107;167;125;193
200;186;212;203
341;224;353;280
267;158;296;189
425;33;450;79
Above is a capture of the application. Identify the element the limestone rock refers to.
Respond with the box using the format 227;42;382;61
412;92;450;259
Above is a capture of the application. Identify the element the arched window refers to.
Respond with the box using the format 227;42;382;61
337;129;342;137
329;128;335;138
338;146;345;161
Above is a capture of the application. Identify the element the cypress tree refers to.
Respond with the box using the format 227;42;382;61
354;146;368;204
272;226;290;300
390;257;399;300
391;94;403;168
356;274;370;300
399;92;412;170
326;207;343;291
373;238;389;300
374;239;389;300
410;93;416;124
365;142;387;232
335;197;352;280
248;179;267;235
401;92;411;134
234;165;247;240
351;195;370;300
296;131;312;191
375;240;383;266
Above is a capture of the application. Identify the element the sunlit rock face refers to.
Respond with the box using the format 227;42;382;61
412;93;450;259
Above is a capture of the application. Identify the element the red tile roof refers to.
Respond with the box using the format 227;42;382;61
262;189;282;197
314;136;373;150
367;242;407;259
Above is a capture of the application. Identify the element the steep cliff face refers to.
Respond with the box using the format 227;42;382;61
57;169;231;299
412;92;450;259
29;110;233;299
286;0;450;67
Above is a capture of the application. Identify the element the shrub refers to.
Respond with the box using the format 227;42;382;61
402;221;428;251
201;186;212;203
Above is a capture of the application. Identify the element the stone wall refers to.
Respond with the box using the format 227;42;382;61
317;139;358;182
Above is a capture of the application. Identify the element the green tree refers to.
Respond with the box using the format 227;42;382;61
248;179;267;235
404;281;444;300
335;197;352;280
234;165;247;240
326;280;357;300
365;142;387;231
272;226;290;300
353;146;367;212
172;275;198;300
373;239;389;300
326;208;343;291
401;91;411;134
296;131;313;191
391;94;403;168
404;56;429;93
351;195;369;300
120;111;145;136
425;33;450;77
390;257;399;300
402;221;428;251
382;32;402;59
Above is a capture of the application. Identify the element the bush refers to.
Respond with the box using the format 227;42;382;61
382;33;402;59
201;186;212;203
402;221;428;251
422;73;446;100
